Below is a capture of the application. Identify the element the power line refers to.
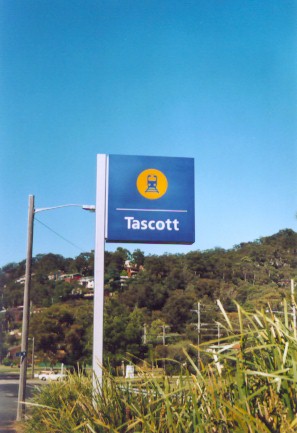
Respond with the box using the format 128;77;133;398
34;217;84;252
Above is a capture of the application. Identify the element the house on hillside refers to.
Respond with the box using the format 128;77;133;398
59;273;82;283
6;345;21;363
15;274;35;284
78;276;94;289
48;271;63;281
10;306;23;322
124;260;144;277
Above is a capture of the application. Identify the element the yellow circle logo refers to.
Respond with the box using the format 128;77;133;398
136;168;168;200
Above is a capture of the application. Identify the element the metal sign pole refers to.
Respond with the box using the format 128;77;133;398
92;154;107;392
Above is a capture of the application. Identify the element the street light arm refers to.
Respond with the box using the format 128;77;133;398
35;204;95;213
82;205;96;212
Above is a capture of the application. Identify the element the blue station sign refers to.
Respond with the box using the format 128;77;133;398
106;155;195;244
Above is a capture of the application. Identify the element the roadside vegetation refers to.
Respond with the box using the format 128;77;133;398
1;229;296;373
1;229;296;431
23;302;297;432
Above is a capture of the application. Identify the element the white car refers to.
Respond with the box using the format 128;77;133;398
38;370;66;381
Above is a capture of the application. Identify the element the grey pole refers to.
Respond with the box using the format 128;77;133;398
191;302;201;370
143;323;147;345
31;337;35;379
197;302;201;369
17;195;34;421
291;279;296;338
92;154;107;392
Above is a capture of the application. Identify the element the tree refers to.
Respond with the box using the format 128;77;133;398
30;301;93;365
125;308;147;360
162;290;196;333
122;273;168;310
148;319;169;345
74;252;94;276
33;253;67;275
2;281;24;307
103;298;130;365
131;249;145;267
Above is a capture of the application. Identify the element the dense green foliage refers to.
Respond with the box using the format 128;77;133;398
23;303;297;432
1;229;296;368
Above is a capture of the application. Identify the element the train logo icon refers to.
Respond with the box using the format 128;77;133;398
136;169;168;200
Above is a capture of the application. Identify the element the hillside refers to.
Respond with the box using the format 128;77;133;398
0;229;296;370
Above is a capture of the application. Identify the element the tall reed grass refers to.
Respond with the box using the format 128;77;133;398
24;302;297;433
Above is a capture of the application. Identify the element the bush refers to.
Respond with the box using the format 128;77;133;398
24;302;297;432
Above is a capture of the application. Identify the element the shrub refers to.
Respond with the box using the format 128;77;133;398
24;302;297;432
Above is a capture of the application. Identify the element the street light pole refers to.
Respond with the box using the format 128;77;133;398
17;195;34;421
16;196;95;421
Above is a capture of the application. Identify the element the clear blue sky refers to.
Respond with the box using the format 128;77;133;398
1;0;296;267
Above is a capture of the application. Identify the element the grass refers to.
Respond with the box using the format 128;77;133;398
0;365;20;375
22;301;297;432
13;421;26;433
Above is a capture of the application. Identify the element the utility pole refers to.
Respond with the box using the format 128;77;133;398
31;337;35;379
159;324;169;371
191;302;201;369
197;302;201;368
160;324;169;346
217;322;221;347
143;323;147;345
17;195;34;421
291;279;296;338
